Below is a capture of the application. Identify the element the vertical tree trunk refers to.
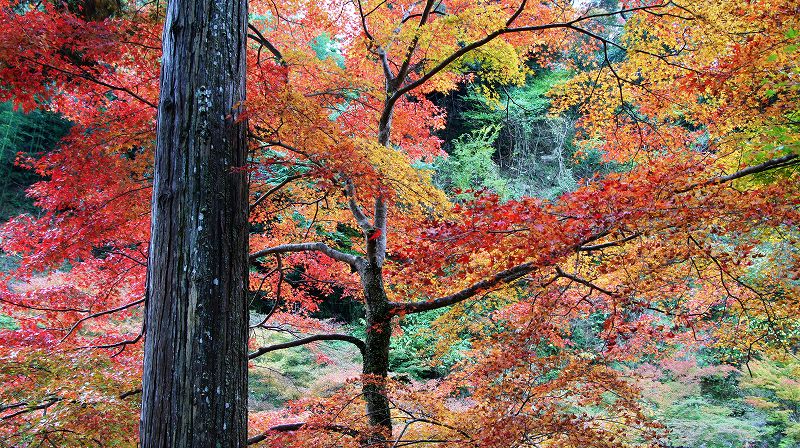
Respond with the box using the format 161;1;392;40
140;0;249;446
359;168;393;445
361;263;392;443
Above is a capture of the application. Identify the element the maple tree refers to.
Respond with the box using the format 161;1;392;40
0;0;798;447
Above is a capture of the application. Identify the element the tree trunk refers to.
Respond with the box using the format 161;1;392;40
361;263;392;444
140;0;249;446
353;93;396;447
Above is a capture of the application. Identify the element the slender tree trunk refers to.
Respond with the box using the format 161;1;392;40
140;0;249;446
361;263;392;444
356;102;395;445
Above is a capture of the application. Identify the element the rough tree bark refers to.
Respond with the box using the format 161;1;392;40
361;260;393;441
140;0;249;446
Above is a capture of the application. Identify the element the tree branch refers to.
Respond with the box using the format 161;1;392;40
82;314;144;355
60;298;145;343
249;334;366;359
251;255;283;329
577;232;642;251
376;3;658;138
358;0;397;84
391;3;669;101
1;397;60;421
577;154;798;250
389;262;536;314
505;0;528;27
388;150;797;315
250;174;303;210
118;388;142;399
247;23;285;65
676;153;799;193
371;196;388;265
2;389;140;421
393;0;437;89
18;55;157;109
0;402;27;413
345;181;374;232
247;422;359;444
378;47;395;82
554;266;616;296
249;242;361;268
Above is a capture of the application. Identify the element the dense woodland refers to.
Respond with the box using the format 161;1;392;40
0;0;799;446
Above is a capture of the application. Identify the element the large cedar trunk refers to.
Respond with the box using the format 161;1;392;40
140;0;249;446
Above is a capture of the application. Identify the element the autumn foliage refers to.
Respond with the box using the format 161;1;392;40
0;0;798;446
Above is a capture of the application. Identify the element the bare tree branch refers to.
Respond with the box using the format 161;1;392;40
1;397;60;421
554;266;616;296
249;333;366;359
247;422;359;444
505;0;528;27
2;389;141;421
60;298;145;343
676;153;799;193
345;181;374;232
247;23;285;65
249;242;361;268
250;174;304;210
578;233;642;251
389;262;535;314
118;389;142;400
251;255;283;329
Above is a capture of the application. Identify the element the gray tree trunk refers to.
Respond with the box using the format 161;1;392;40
140;0;249;446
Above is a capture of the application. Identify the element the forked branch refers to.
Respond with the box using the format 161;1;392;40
247;23;285;65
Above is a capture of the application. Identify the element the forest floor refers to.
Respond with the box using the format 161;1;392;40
248;317;363;410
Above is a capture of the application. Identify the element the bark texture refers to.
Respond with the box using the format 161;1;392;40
140;0;249;446
361;263;392;437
